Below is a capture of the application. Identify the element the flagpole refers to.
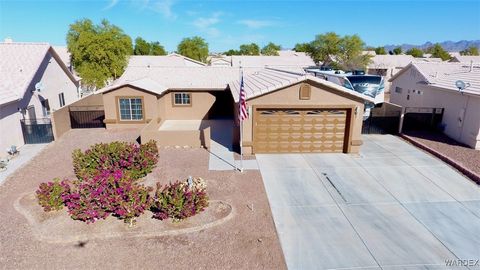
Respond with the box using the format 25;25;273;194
239;67;244;172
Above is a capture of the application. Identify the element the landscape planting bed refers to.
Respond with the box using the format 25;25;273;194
0;129;286;269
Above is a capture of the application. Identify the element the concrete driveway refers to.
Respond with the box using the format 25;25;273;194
257;135;480;270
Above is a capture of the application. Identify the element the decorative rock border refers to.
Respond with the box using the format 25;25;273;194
14;193;234;244
400;134;480;185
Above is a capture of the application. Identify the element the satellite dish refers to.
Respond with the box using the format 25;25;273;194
455;80;466;90
455;80;471;92
34;82;44;92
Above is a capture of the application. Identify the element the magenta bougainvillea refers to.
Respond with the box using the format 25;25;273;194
62;170;153;224
36;140;209;225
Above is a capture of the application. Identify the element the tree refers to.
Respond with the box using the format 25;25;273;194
67;19;133;89
375;46;387;55
306;32;341;66
239;43;260;55
261;42;281;56
460;46;479;56
336;34;372;70
134;37;166;56
405;47;424;58
150;42;166;55
392;47;402;55
224;49;240;56
177;36;209;63
429;43;451;61
294;43;310;52
134;37;151;55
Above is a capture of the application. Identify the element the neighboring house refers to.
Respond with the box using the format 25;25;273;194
389;62;480;149
128;53;206;67
230;54;315;68
366;55;415;92
0;42;80;156
450;55;480;63
81;66;371;154
208;56;231;67
208;51;315;68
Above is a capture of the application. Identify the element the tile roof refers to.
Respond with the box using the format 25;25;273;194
100;77;168;95
0;42;79;106
229;68;374;103
368;55;415;69
414;62;480;95
114;66;244;90
0;42;51;105
391;62;480;96
230;55;315;68
127;53;206;67
451;55;480;63
52;46;71;68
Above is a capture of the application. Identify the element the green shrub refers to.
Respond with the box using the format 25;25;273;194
72;140;158;180
36;179;71;212
151;177;209;221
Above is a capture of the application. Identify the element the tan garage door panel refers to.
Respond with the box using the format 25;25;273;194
254;108;347;153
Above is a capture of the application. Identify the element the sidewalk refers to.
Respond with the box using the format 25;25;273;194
0;144;48;185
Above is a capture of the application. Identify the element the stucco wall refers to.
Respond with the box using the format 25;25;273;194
103;88;216;129
390;67;480;149
161;92;215;120
39;52;79;111
51;105;70;140
240;81;365;154
0;102;24;157
103;86;158;129
140;119;210;149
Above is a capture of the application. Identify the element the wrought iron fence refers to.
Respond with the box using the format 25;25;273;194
20;118;54;144
69;107;105;129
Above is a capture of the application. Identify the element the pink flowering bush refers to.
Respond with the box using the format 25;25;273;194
62;170;153;224
35;139;210;225
72;140;158;180
36;179;71;212
151;178;209;221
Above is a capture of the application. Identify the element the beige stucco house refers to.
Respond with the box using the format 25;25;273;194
84;64;372;154
389;62;480;149
0;42;79;156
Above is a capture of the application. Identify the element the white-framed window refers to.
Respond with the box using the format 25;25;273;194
173;93;191;106
119;97;143;121
395;87;403;94
58;92;65;107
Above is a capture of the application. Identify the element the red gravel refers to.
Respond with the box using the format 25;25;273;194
403;131;480;177
0;128;286;270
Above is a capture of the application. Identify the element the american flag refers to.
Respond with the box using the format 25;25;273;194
238;74;248;121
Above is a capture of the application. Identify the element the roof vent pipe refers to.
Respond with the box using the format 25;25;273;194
470;61;473;72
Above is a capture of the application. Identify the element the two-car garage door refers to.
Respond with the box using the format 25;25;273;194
253;108;349;153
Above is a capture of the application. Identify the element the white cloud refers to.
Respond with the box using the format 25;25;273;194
238;19;276;29
192;12;223;37
104;0;119;10
149;0;177;19
123;0;177;19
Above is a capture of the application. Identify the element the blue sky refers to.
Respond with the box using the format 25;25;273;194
0;0;479;52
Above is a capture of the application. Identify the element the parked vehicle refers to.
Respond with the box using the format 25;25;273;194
305;67;385;118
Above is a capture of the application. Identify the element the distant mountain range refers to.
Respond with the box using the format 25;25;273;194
382;40;480;52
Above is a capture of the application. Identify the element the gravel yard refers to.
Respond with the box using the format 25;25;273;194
0;128;285;270
403;131;480;177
